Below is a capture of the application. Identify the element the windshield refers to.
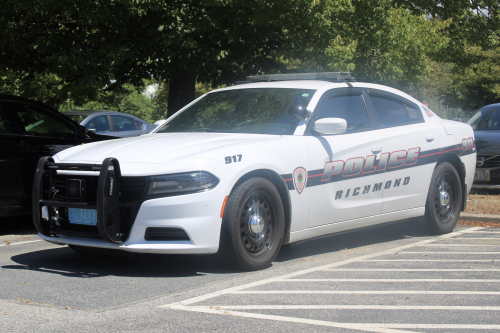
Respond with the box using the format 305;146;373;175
156;88;316;135
467;107;500;130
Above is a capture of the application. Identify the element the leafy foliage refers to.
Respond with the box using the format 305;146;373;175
60;81;156;124
1;0;498;115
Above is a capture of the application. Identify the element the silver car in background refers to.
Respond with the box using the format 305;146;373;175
63;110;155;138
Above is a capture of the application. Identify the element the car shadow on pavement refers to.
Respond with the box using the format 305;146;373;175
275;218;433;262
3;218;433;278
3;246;235;278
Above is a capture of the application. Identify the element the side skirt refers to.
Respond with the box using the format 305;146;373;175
288;207;425;244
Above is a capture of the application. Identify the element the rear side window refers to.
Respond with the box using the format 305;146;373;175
369;93;421;127
406;105;421;123
112;115;136;132
468;108;500;130
86;115;110;133
135;120;145;130
315;93;370;132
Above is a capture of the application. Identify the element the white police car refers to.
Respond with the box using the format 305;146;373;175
33;73;476;270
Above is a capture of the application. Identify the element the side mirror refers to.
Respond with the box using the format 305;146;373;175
87;128;97;134
75;125;88;137
154;120;167;127
313;118;347;135
288;104;310;120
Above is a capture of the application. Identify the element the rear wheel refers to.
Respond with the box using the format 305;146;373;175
424;162;462;234
219;177;285;271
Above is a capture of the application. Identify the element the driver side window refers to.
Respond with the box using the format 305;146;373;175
315;93;370;132
8;102;74;137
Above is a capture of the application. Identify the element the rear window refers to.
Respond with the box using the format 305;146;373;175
467;108;500;130
368;92;421;127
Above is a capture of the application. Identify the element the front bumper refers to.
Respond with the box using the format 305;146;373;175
33;157;225;254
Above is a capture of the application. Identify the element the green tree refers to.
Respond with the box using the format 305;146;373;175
277;1;447;92
60;80;157;124
1;0;327;116
393;0;500;111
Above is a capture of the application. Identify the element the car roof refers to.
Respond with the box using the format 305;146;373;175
63;110;121;116
216;80;422;107
0;94;83;126
218;80;343;91
481;103;500;109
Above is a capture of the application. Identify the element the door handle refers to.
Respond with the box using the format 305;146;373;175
371;146;383;154
425;135;435;142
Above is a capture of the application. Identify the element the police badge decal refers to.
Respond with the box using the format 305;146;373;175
293;167;307;194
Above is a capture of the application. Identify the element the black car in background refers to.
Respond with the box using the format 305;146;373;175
467;103;500;189
0;94;115;218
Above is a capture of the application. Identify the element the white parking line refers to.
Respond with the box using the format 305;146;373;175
161;228;478;307
168;304;500;332
278;278;500;283
216;304;500;310
232;290;500;295
160;227;497;333
388;251;500;254
0;239;42;247
167;303;420;333
323;268;500;271
364;259;498;262
447;237;500;240
425;244;500;246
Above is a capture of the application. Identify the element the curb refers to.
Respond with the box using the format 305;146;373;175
459;213;500;223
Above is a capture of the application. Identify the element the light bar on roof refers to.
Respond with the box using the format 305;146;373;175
245;72;354;82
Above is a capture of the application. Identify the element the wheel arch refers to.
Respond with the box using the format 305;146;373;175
229;169;292;244
435;153;467;211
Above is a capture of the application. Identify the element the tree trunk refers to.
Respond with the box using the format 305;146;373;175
167;70;196;118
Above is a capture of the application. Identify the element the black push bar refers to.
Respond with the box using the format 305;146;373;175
32;156;125;244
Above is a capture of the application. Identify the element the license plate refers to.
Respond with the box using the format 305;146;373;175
68;208;98;225
474;169;490;181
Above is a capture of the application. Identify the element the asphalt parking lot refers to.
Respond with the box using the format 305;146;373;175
1;218;499;332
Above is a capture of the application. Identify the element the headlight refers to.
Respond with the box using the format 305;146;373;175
146;171;219;195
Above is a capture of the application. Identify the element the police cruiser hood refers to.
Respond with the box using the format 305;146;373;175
55;132;274;166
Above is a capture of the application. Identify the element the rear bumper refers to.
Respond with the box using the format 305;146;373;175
472;184;500;189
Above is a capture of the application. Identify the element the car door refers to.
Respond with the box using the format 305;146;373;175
0;103;33;213
1;101;81;213
306;89;386;228
365;90;442;213
110;115;143;137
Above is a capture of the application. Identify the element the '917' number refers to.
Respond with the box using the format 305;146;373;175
225;155;242;164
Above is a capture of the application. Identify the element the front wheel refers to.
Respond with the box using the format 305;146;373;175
219;177;285;271
424;162;462;234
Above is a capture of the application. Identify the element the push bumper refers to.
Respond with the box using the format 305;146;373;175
33;156;225;253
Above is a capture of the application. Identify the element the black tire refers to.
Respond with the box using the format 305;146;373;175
219;177;285;271
424;162;462;234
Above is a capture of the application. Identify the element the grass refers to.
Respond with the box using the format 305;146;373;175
464;193;500;215
458;191;500;228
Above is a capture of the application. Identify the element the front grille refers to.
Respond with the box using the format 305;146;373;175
54;175;148;202
476;155;500;168
51;174;148;239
